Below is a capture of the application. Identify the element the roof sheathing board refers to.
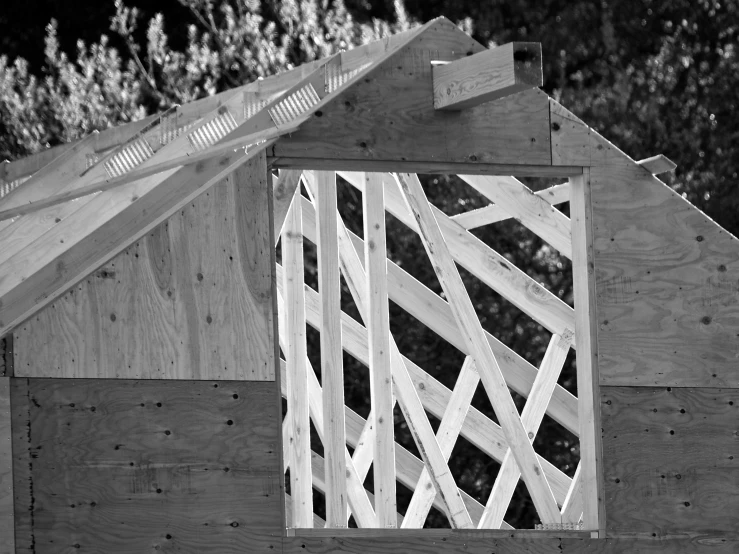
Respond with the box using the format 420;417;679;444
269;18;553;169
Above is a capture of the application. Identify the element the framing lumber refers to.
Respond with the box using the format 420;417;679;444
570;169;606;535
313;171;349;527
394;172;560;524
303;171;474;528
297;191;579;436
451;182;570;230
432;42;543;111
402;357;478;528
636;154;677;175
459;174;572;258
477;331;573;529
277;357;509;529
362;172;397;528
274;264;574;505
339;171;577;345
561;464;583;524
276;294;377;528
282;189;314;527
0;122;300;222
270;158;582;178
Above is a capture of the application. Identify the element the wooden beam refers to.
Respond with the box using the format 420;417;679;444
297;191;579;436
451;182;570;230
458;175;572;258
276;292;377;528
270;159;582;178
363;172;397;528
569;169;605;536
637;154;677;175
277;357;503;528
285;494;327;529
301;172;474;529
561;463;583;525
272;170;303;242
282;187;314;528
402;357;478;528
433;42;542;110
394;172;560;524
0;132;99;234
339;171;576;345
477;331;572;529
275;265;574;506
313;171;349;527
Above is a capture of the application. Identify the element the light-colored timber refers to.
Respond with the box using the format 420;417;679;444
1;15;736;554
432;42;543;110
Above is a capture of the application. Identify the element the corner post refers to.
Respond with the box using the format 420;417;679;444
570;168;606;536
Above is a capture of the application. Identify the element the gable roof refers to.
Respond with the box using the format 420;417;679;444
0;17;677;337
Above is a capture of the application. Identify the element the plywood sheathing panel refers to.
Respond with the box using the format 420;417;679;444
11;378;281;553
0;377;13;554
13;158;277;380
272;19;552;168
588;133;739;388
285;534;739;553
601;386;739;536
549;99;591;166
561;536;739;553
10;378;32;553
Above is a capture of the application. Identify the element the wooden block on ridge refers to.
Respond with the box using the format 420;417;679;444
433;42;543;111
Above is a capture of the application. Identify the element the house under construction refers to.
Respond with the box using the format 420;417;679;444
0;17;736;554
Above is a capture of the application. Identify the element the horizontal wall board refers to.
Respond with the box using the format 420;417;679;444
601;386;739;536
12;378;282;553
589;138;739;387
284;535;562;554
13;160;277;381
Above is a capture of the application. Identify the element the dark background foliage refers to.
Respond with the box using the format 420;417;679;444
1;0;736;529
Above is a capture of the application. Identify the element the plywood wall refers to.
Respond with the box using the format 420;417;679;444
589;135;739;543
13;157;277;381
590;141;739;388
11;378;283;554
